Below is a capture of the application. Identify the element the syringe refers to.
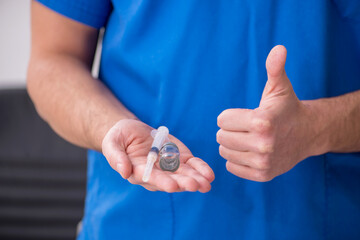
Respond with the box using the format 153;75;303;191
142;126;169;182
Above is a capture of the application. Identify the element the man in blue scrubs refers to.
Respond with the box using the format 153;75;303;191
28;0;360;239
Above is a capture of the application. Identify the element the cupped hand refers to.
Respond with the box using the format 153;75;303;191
102;119;215;192
217;45;318;182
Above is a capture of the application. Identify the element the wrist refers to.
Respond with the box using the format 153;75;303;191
301;99;333;157
89;113;137;152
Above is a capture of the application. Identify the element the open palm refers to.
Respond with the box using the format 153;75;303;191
102;119;215;192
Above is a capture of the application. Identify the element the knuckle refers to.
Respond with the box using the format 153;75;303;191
258;140;274;154
217;109;234;127
217;115;222;128
226;162;240;177
252;118;272;134
225;161;232;172
217;115;223;127
255;158;271;170
254;170;273;182
219;145;224;156
219;145;227;158
217;110;227;127
216;130;223;144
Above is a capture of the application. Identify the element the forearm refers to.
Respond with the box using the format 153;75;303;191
27;53;136;151
304;90;360;156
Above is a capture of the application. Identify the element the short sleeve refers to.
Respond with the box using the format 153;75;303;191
36;0;112;29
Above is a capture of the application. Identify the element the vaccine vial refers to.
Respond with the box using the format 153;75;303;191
159;142;180;172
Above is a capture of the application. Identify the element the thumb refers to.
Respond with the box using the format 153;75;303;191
106;144;133;179
261;45;293;101
102;127;133;179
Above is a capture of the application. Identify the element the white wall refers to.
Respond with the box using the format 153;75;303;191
0;0;30;88
0;1;102;89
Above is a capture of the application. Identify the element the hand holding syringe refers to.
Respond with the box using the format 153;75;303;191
102;119;214;192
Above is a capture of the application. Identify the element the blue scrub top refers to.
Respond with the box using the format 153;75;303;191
37;1;360;239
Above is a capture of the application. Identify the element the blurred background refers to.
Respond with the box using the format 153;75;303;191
0;1;89;239
0;0;29;88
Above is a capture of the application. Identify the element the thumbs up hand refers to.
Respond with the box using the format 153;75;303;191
217;45;319;182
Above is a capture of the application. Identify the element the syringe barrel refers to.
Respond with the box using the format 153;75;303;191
151;126;169;150
142;151;157;182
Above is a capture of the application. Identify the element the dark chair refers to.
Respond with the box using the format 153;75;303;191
0;88;87;240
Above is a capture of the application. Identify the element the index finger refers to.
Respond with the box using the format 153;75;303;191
217;108;254;131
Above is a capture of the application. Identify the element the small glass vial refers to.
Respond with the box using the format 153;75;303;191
159;142;180;172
